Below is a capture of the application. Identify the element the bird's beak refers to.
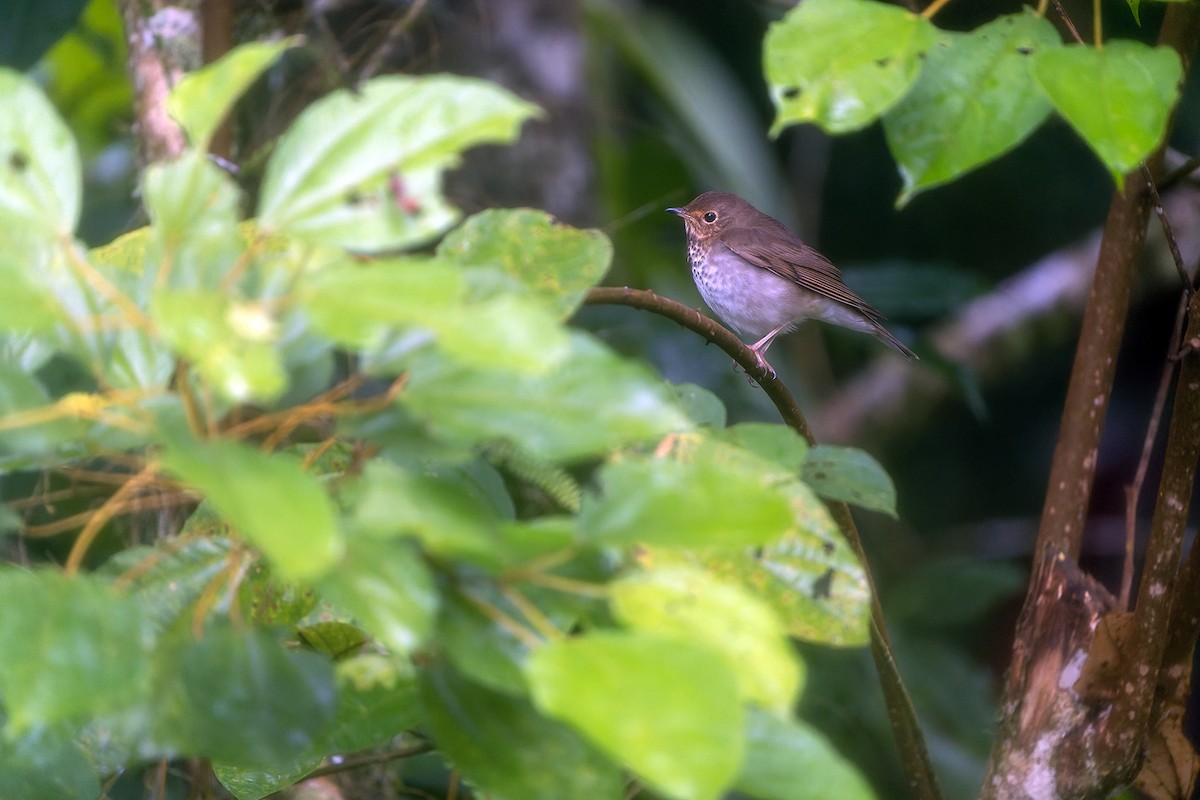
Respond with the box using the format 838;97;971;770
666;207;684;216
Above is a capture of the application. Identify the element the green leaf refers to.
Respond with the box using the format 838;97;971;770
354;459;502;570
0;252;64;332
0;363;84;463
708;523;871;646
1033;41;1182;182
402;333;690;462
156;626;336;768
884;13;1059;204
0;570;152;732
437;209;613;319
304;257;571;373
764;0;936;135
315;536;438;655
151;289;287;403
0;724;99;800
159;436;343;580
719;422;809;473
258;75;539;251
326;654;421;752
142;151;242;292
0;68;81;235
422;662;624;800
527;631;744;800
579;447;794;548
802;445;897;518
438;588;532;696
610;566;803;714
215;758;322;800
168;39;296;149
296;620;370;660
734;709;877;800
670;382;727;428
101;535;235;633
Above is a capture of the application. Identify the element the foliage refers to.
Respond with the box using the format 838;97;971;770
0;40;894;800
765;0;1184;198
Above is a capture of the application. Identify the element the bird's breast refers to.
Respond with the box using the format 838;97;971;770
690;246;810;340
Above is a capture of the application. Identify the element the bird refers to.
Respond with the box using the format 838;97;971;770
667;191;917;377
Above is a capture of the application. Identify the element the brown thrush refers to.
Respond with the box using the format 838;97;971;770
668;191;917;376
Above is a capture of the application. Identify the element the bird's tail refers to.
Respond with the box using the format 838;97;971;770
871;322;918;361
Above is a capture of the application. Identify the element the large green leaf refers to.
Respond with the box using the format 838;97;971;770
168;40;295;150
155;626;336;767
884;13;1060;204
610;566;803;714
304;257;571;374
734;709;877;800
1033;41;1182;182
0;251;64;333
438;587;531;696
401;334;690;462
802;445;897;518
0;570;152;732
315;536;438;655
0;69;80;235
764;0;936;135
159;436;343;580
101;536;235;633
527;631;744;800
578;447;795;548
422;662;624;800
0;363;84;464
258;75;539;250
437;208;613;319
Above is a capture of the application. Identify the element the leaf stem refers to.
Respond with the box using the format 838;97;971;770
921;0;954;19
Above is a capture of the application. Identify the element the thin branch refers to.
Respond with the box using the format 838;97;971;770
584;285;944;800
119;0;189;164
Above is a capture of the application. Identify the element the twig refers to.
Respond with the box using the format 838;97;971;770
302;741;435;780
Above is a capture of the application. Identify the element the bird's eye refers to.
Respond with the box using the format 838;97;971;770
703;211;718;223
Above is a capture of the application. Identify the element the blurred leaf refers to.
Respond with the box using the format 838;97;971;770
157;626;336;768
169;39;296;150
101;535;235;633
152;289;287;403
528;631;744;800
670;382;727;428
0;0;86;70
579;448;794;548
422;662;624;800
438;208;613;319
0;723;98;800
304;257;571;373
764;0;936;135
0;68;81;235
802;445;897;518
0;252;65;332
611;566;803;714
1127;0;1193;26
326;653;421;752
354;459;502;570
402;333;689;462
1033;42;1182;182
315;536;437;655
884;13;1059;204
719;422;809;474
142;152;242;292
735;708;877;800
258;75;539;251
0;362;84;463
216;758;322;800
438;587;531;695
159;436;343;580
0;570;152;732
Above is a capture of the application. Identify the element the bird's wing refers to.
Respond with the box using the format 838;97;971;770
719;226;885;320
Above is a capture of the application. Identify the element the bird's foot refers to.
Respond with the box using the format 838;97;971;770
734;351;776;384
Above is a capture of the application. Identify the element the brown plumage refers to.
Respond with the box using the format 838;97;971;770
667;191;917;375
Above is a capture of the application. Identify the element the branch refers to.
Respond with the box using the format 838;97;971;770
120;0;193;164
584;286;944;800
